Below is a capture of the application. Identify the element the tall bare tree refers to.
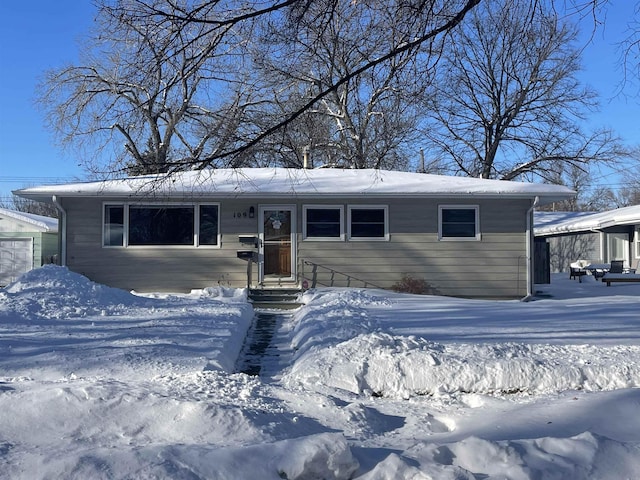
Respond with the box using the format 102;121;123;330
38;0;481;174
38;0;255;175
247;0;437;169
422;0;625;182
620;2;640;94
38;0;619;178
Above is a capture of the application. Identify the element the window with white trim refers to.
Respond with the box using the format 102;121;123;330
102;203;220;247
303;205;344;240
103;204;124;246
348;205;388;240
438;205;480;241
198;204;220;246
635;226;640;258
129;205;194;245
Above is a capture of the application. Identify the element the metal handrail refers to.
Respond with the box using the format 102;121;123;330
299;260;384;289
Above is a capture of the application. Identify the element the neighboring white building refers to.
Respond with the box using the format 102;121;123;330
0;208;59;286
535;205;640;273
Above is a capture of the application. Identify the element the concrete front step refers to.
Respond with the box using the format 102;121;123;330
250;301;302;310
248;288;303;309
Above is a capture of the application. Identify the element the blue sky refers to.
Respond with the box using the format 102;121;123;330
0;1;97;203
0;2;638;203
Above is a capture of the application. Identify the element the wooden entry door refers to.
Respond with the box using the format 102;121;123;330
259;206;296;282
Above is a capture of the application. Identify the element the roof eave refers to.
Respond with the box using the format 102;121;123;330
15;189;573;205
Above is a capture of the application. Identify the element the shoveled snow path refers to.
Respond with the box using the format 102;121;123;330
236;308;296;377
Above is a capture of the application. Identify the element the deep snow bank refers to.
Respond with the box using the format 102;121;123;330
291;289;390;358
0;265;248;321
3;270;640;479
284;290;640;398
4;406;359;480
0;266;253;375
401;431;640;480
0;265;149;319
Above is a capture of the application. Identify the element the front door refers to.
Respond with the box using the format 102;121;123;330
259;206;296;283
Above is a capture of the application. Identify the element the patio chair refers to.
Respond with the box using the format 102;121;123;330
569;261;588;282
609;260;624;274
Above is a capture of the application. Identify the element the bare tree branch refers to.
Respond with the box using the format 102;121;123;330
38;0;481;175
423;0;626;182
193;0;480;168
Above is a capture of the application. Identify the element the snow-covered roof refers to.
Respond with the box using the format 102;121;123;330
535;204;640;236
14;168;575;205
0;207;58;232
534;211;597;230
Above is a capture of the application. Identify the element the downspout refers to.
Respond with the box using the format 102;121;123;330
521;196;540;302
52;195;67;266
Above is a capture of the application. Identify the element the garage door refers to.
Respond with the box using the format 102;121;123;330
0;238;33;286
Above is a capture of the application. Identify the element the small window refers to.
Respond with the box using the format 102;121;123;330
635;227;640;258
303;206;344;240
103;204;124;246
439;206;480;241
129;206;194;246
348;206;388;240
198;204;220;246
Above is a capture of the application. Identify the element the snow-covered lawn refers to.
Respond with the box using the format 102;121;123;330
1;266;639;479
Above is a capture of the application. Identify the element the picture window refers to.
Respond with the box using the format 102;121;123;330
102;203;219;247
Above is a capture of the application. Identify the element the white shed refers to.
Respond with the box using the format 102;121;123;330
0;208;59;286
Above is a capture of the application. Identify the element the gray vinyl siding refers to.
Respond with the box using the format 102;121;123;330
60;196;531;297
546;233;601;273
62;197;260;292
299;198;529;298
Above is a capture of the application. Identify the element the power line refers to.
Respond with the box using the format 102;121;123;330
0;176;78;184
